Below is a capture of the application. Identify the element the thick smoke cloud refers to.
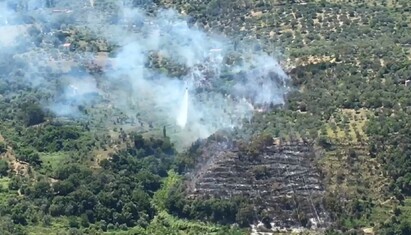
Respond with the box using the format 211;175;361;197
0;0;289;147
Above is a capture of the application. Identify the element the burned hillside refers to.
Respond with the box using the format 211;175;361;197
182;132;329;230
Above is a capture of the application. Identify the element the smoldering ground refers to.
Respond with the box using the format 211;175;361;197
0;0;289;147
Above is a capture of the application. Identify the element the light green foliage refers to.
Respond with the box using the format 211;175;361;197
153;170;183;211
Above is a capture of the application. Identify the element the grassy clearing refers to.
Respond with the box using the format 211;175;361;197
0;177;12;204
0;176;10;188
39;152;69;173
26;217;69;235
324;108;369;143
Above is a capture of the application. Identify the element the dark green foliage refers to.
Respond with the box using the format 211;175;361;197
0;159;9;176
318;135;333;150
235;205;255;227
21;124;93;153
0;142;6;154
173;141;201;173
379;216;411;235
15;147;42;166
366;111;411;195
5;123;96;168
19;103;45;127
0;134;177;232
252;165;271;180
161;179;253;227
0;217;27;235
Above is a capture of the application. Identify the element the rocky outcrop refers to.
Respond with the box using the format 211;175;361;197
185;134;329;230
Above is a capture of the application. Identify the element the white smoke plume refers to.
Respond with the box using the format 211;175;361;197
0;0;289;147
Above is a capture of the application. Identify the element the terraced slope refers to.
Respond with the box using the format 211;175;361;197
186;135;329;230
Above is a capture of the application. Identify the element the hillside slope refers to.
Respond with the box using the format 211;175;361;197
0;0;411;235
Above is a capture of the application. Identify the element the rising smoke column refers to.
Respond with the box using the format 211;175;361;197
0;1;290;145
177;88;189;128
103;7;289;140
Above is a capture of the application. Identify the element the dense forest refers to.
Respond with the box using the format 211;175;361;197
1;0;411;234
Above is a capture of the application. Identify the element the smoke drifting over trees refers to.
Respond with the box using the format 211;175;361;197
0;0;289;144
